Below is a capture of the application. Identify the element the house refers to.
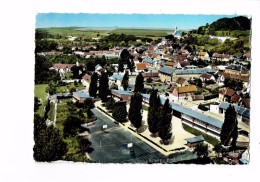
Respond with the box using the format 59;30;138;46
198;51;210;61
159;67;175;82
165;61;175;68
72;92;93;103
175;77;189;87
142;72;159;81
224;64;249;76
81;73;92;88
185;136;205;148
171;85;197;102
212;53;234;62
135;63;147;72
143;57;155;67
52;63;75;72
200;73;215;82
108;73;124;89
219;102;250;125
172;68;215;81
111;89;133;101
218;88;236;102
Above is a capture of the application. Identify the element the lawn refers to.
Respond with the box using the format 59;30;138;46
182;123;219;146
34;84;48;117
56;82;85;93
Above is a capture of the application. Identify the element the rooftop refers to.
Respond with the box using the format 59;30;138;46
219;102;250;118
185;135;205;144
159;67;175;75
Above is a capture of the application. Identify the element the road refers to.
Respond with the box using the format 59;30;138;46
87;108;197;163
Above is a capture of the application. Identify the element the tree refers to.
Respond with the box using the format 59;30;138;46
83;98;95;110
99;72;109;102
112;102;128;122
63;115;85;138
118;59;124;73
158;99;172;144
220;105;238;147
147;89;159;136
121;71;129;90
76;136;93;153
33;114;67;162
86;60;95;71
193;143;209;158
105;97;116;111
128;92;143;129
34;97;41;112
46;80;57;95
134;72;144;92
89;72;98;97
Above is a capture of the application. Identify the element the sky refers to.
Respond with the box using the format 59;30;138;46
36;13;237;30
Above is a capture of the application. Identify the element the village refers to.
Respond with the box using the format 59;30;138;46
34;16;251;164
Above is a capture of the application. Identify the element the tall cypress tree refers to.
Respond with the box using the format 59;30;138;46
89;72;98;97
128;92;143;130
121;71;129;90
134;72;144;92
99;71;109;102
158;99;172;145
220;105;238;147
118;59;124;73
147;89;159;136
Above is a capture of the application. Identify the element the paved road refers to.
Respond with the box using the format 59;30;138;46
88;108;166;163
87;108;197;163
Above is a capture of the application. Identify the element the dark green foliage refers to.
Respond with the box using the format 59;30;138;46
35;39;58;53
77;136;93;154
193;143;209;158
112;102;128;122
63;115;85;138
134;73;144;92
99;72;109;102
220;105;238;147
128;92;143;129
34;97;41;112
147;89;159;135
33;114;67;162
121;71;129;90
35;55;59;84
69;87;76;94
89;72;98;97
105;97;116;111
86;60;95;71
158;99;172;144
83;98;95;110
118;59;124;73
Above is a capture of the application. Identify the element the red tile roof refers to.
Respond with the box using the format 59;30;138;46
136;63;147;70
231;94;240;103
53;63;75;69
225;88;235;97
200;73;213;79
176;85;197;94
176;77;187;85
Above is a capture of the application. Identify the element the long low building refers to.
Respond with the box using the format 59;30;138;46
141;93;223;138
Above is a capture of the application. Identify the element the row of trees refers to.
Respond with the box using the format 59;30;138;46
147;89;173;144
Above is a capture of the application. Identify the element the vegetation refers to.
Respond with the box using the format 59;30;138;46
33;114;68;162
182;123;219;146
128;92;143;129
112;102;128;122
158;99;172;144
193;143;209;158
121;71;129;90
147;89;159;136
134;72;144;92
99;72;109;102
220;105;238;147
89;72;98;97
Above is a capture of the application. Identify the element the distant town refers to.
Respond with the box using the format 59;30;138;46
34;15;251;164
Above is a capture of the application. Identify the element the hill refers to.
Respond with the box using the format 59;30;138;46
195;16;251;36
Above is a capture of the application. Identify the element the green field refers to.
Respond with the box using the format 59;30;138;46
111;28;170;38
40;27;171;40
34;84;48;117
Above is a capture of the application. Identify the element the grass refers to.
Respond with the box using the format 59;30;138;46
142;104;149;111
34;84;48;117
182;123;219;146
111;28;170;38
48;102;55;121
56;82;85;93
